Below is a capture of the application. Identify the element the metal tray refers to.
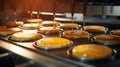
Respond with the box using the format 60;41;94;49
1;23;120;67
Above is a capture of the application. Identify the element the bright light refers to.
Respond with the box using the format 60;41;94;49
22;30;38;33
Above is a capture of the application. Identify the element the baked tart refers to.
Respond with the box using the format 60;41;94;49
110;29;120;36
41;21;60;26
62;30;90;39
0;28;22;36
21;23;40;30
93;34;120;45
67;44;115;60
60;23;80;30
38;27;61;35
34;37;72;49
26;19;42;23
4;21;24;27
9;32;41;42
83;25;107;33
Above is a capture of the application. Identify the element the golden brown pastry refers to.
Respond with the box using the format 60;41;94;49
83;25;106;32
93;34;120;45
9;28;22;32
4;21;24;27
36;37;71;49
21;23;40;29
41;21;60;26
62;30;90;39
26;19;42;23
111;29;120;36
0;28;22;36
38;27;60;35
9;32;41;41
60;23;80;30
71;44;112;60
0;29;15;35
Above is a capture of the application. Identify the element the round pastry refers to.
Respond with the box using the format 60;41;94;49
70;44;113;60
93;34;120;45
38;27;60;35
0;28;22;36
21;23;40;29
83;25;106;32
9;32;41;41
9;28;22;32
110;29;120;36
0;29;15;35
35;37;71;49
4;21;24;27
60;23;80;30
41;21;60;26
26;19;42;23
62;30;90;39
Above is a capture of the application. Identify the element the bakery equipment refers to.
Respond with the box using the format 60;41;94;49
1;0;120;67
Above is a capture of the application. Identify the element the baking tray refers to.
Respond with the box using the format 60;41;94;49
1;24;120;67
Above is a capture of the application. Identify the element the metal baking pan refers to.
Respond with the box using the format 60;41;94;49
1;23;120;67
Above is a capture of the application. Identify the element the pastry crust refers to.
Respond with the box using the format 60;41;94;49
93;34;120;45
60;23;80;30
21;23;40;29
39;27;60;34
36;37;71;49
62;30;90;39
42;21;60;26
83;25;106;32
10;32;41;41
72;44;112;60
4;21;24;27
0;28;22;35
111;29;120;36
26;19;42;23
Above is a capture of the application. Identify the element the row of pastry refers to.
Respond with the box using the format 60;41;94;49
0;19;120;61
